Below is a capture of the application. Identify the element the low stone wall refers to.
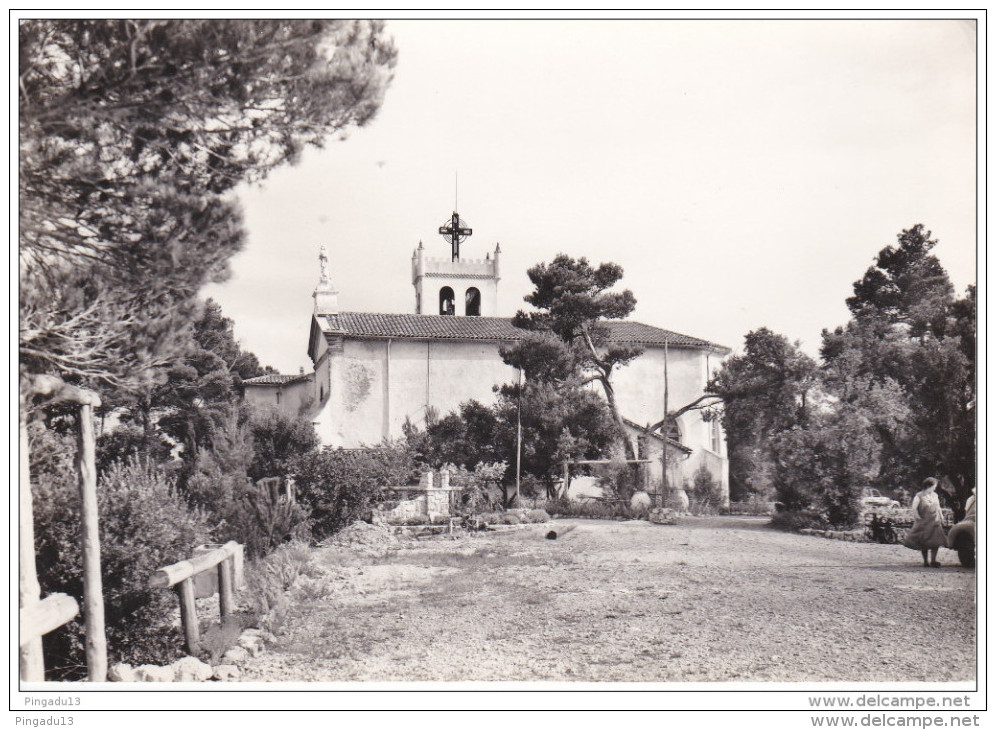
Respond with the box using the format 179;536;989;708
799;528;868;542
374;470;461;524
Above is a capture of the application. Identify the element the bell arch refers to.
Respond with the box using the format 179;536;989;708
465;287;481;316
439;287;455;315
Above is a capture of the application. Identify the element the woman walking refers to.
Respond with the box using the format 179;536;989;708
903;477;948;567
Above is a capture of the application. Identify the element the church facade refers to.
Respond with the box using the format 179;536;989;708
243;213;731;497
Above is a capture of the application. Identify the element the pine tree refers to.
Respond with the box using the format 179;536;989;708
19;20;397;397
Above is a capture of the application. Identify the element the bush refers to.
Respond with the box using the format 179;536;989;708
291;442;415;541
95;424;174;477
768;510;830;533
543;498;645;520
722;494;774;516
242;540;315;635
234;483;312;557
247;407;320;482
184;416;253;526
593;459;640;501
30;450;212;680
689;464;724;513
445;461;508;513
185;417;310;557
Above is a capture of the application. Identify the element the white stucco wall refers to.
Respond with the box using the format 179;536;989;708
611;347;707;428
613;346;728;497
243;377;314;416
315;337;518;447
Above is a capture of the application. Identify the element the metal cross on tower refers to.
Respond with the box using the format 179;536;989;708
438;211;472;262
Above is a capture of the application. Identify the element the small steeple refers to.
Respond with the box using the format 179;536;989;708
313;244;339;314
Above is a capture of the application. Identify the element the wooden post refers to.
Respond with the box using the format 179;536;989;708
562;461;570;499
176;578;200;655
661;339;670;508
19;409;45;682
76;403;107;681
515;367;522;506
218;558;234;619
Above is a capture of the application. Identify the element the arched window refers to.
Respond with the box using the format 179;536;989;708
465;287;481;316
439;287;455;315
710;419;722;453
665;418;681;444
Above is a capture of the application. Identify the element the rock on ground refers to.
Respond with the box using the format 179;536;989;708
172;656;214;682
212;664;241;681
134;665;174;682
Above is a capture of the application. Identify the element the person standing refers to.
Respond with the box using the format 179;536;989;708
903;477;948;567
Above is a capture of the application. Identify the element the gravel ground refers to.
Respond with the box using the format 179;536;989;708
238;517;976;683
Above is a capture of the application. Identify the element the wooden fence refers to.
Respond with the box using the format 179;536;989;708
19;594;80;662
149;541;242;656
20;377;107;682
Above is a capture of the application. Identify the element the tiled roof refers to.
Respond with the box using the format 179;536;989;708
320;312;727;352
242;373;311;386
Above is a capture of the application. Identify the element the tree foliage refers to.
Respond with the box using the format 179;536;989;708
505;254;641;461
19;20;397;394
407;385;619;496
821;224;974;505
150;299;266;460
247;406;321;482
709;328;818;501
714;224;975;523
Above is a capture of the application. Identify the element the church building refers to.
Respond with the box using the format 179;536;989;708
243;212;731;497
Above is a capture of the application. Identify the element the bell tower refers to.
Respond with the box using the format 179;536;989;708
412;211;500;316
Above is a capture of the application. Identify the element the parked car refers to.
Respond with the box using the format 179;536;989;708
947;493;976;568
860;488;901;510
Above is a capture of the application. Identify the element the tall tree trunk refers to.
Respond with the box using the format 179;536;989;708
599;376;635;458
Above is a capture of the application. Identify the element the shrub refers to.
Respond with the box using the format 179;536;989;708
768;510;830;533
445;461;508;514
185;417;310;557
291;442;415;541
247;407;320;482
723;494;774;516
242;540;315;635
593;459;639;501
30;450;212;679
184;416;253;524
233;484;312;557
517;474;549;500
543;498;644;520
95;424;174;477
689;464;724;511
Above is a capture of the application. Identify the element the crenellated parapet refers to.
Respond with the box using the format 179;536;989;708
413;230;501;315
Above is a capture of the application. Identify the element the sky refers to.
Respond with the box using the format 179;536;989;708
202;18;978;375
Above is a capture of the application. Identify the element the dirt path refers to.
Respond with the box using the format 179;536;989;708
239;517;976;683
